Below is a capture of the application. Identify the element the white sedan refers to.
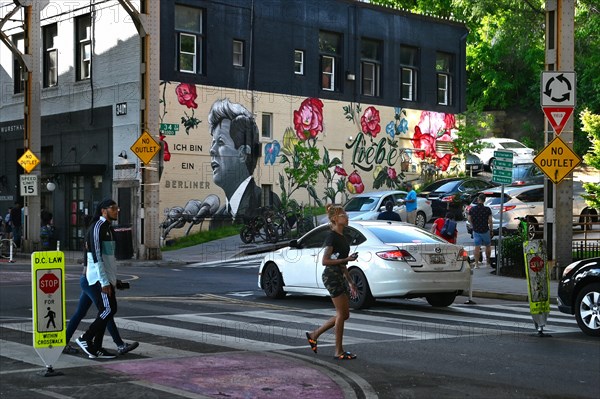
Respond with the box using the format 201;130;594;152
318;190;433;228
258;221;471;309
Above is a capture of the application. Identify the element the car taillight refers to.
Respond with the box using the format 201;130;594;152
441;195;455;202
456;249;469;261
503;205;516;211
512;181;525;185
377;250;416;262
465;205;472;213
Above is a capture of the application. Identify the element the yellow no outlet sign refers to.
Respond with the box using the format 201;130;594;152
32;251;66;368
533;137;581;184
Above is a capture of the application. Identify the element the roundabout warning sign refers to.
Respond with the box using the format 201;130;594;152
533;137;581;184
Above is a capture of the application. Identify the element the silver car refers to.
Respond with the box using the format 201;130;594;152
258;221;471;309
319;190;433;228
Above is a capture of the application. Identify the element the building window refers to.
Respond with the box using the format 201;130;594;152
360;39;381;97
294;50;304;75
175;5;204;74
75;14;91;81
12;33;25;94
233;40;244;66
436;52;453;105
261;113;273;139
400;45;418;101
43;23;58;87
319;31;341;91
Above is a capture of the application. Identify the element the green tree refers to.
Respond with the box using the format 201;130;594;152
580;109;600;209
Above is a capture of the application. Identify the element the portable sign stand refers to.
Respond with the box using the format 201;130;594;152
523;240;552;337
32;251;66;376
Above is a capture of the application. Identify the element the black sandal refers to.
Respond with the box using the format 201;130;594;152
334;351;357;360
305;332;317;354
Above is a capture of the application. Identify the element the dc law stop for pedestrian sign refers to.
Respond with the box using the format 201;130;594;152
32;251;66;353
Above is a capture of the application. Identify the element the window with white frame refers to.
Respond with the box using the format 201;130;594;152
261;113;273;139
233;40;244;66
175;5;204;74
294;50;304;75
319;31;341;91
43;23;58;87
436;52;453;105
76;14;91;81
400;45;418;101
360;38;381;97
12;33;25;94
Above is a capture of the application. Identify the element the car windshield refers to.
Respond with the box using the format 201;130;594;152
344;196;378;212
366;225;441;243
500;141;527;149
430;181;459;193
512;164;532;179
422;180;456;192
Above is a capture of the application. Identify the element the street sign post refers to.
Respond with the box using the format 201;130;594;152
131;131;161;164
533;137;581;184
32;251;66;376
492;150;514;185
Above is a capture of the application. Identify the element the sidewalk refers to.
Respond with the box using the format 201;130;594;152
9;234;556;303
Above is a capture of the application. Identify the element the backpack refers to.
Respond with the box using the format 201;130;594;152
440;219;457;240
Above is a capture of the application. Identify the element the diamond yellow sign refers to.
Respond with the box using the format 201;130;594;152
17;149;40;173
131;131;160;164
533;136;581;184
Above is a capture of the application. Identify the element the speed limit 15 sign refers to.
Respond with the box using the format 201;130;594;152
20;174;38;196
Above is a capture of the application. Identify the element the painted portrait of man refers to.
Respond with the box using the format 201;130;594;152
208;98;279;222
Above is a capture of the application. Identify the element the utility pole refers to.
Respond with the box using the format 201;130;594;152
0;0;47;251
117;0;161;260
544;0;575;273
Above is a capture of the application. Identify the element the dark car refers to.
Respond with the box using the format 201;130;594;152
510;163;545;186
418;177;497;220
465;153;484;176
557;257;600;337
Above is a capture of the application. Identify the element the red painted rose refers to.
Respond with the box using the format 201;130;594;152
411;126;436;160
387;167;397;180
175;83;198;109
293;98;324;140
334;166;347;176
435;153;452;170
360;106;381;138
346;171;364;194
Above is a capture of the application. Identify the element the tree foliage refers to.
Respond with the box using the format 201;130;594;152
580;109;600;210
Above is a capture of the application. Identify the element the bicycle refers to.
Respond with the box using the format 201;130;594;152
271;203;315;241
239;207;279;244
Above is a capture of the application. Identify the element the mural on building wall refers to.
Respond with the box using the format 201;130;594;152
157;83;458;239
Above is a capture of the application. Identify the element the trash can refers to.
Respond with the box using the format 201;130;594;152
114;226;133;260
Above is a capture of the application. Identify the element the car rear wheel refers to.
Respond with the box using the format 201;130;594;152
425;292;457;307
574;282;600;337
261;263;286;299
240;226;254;244
348;268;374;309
415;211;427;228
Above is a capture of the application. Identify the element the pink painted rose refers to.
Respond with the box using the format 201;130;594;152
411;126;436;160
387;167;397;180
293;98;324;140
334;166;347;176
175;83;198;109
360;106;381;138
435;153;452;171
346;171;364;194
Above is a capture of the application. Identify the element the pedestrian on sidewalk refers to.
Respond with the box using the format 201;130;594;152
431;212;458;244
377;200;401;221
9;202;22;248
306;204;358;360
403;182;417;225
75;199;127;359
467;193;493;268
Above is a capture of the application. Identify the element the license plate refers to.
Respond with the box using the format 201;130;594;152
429;254;445;264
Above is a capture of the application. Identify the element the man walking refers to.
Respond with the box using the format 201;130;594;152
467;193;493;268
9;202;22;248
76;199;121;359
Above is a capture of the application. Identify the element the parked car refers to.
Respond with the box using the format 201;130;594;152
418;177;497;220
557;257;600;336
465;153;484;175
475;138;536;170
258;221;471;309
510;163;545;186
319;190;433;229
465;184;598;239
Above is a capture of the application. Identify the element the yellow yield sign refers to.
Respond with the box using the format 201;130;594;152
533;137;581;184
17;149;40;173
131;131;161;164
